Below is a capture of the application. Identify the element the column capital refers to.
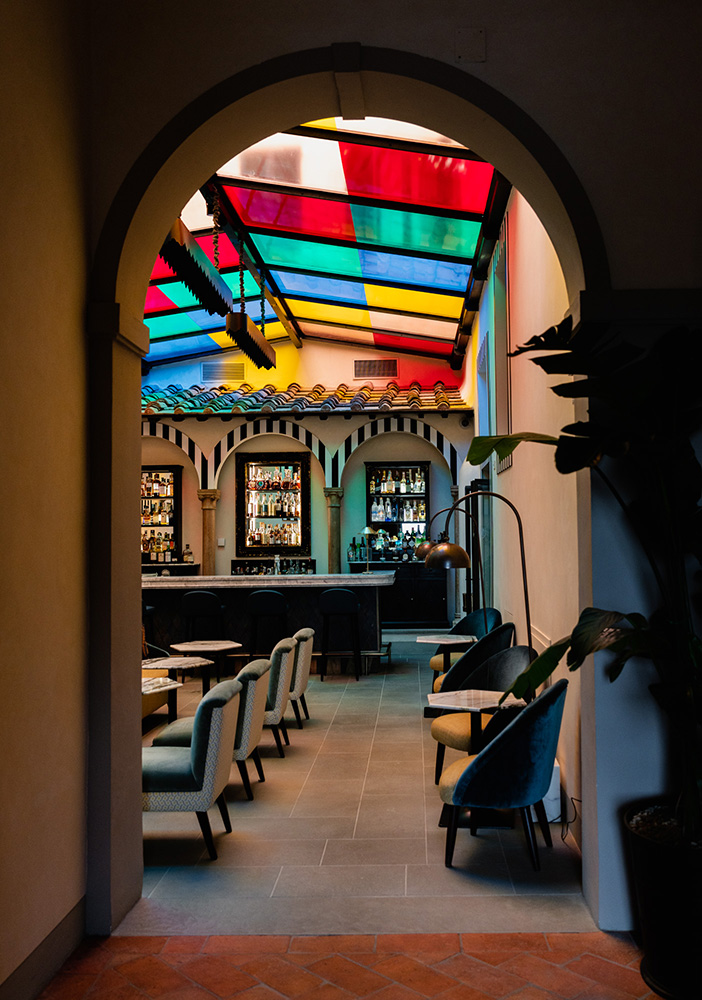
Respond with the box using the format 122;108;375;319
323;487;344;505
197;489;221;509
450;485;459;500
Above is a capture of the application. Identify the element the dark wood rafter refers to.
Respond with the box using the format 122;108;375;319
202;178;305;348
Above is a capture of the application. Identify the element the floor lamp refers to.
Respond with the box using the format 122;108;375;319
419;490;532;652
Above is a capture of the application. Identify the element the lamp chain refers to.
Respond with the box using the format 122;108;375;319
238;236;245;314
212;191;221;272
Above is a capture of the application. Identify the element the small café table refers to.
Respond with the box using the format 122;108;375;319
169;640;242;694
141;656;212;721
416;632;477;671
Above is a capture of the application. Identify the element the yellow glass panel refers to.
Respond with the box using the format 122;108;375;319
302;117;339;130
287;299;372;328
365;285;462;319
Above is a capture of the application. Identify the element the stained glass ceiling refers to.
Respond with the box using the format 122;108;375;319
143;118;510;372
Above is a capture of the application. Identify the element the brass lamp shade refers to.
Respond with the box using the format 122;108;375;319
415;538;437;561
424;540;471;569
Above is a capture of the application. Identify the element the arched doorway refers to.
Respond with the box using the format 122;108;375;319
87;45;604;932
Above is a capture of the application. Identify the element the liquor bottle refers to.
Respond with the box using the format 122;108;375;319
369;474;376;493
379;470;386;493
387;470;394;493
400;472;406;493
385;498;392;520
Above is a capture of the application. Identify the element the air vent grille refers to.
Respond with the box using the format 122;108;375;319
201;361;245;383
354;359;398;379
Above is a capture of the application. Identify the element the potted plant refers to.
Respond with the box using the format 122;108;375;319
467;317;702;999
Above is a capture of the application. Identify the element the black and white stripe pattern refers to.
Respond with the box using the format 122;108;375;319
141;420;209;487
332;418;460;487
142;417;461;489
211;419;332;487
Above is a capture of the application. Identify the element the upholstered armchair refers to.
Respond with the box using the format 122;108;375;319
142;678;241;859
438;679;568;870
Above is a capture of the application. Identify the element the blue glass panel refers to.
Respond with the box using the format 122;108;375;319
147;333;224;360
255;234;471;292
271;270;368;306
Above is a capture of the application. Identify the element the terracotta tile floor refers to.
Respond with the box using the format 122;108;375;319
39;931;655;999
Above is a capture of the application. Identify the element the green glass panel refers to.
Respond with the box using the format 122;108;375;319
251;234;363;278
152;281;199;309
221;270;261;298
350;204;480;258
145;313;203;339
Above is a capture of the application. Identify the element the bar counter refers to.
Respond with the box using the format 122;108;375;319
142;572;395;656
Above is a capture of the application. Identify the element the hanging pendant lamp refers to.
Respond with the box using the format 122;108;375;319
225;236;276;370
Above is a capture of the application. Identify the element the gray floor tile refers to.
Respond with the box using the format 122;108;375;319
272;864;406;897
322;838;427;866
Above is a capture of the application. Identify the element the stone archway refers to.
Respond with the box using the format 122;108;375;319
87;45;603;933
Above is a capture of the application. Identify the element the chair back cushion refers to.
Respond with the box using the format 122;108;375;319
247;589;288;615
180;590;224;617
264;637;297;723
319;588;359;615
461;645;532;696
234;658;271;757
449;607;501;640
290;627;315;697
453;679;568;809
439;622;516;692
190;679;241;788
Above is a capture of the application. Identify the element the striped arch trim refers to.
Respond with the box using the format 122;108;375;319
333;417;460;488
141;420;209;487
211;419;333;487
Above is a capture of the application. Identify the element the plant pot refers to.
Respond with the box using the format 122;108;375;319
624;797;702;999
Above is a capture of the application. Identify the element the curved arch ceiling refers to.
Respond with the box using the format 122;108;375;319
143;117;511;374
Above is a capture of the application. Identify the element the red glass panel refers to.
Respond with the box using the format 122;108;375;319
194;232;240;268
144;285;176;313
149;255;176;281
373;331;453;356
225;185;356;241
339;143;494;214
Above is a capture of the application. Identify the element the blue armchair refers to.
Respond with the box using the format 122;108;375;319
438;678;568;870
434;622;515;693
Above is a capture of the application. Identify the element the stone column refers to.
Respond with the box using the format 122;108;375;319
197;489;221;575
323;487;344;574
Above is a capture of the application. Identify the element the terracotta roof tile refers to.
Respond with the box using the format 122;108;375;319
141;382;469;417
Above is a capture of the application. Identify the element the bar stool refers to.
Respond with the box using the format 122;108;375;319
319;588;362;681
246;589;288;656
180;590;227;641
179;590;229;681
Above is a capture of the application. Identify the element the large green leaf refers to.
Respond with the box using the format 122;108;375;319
467;432;557;466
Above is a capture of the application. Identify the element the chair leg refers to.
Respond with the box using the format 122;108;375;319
280;717;290;745
434;742;446;785
351;615;361;681
519;807;541;870
291;698;303;729
445;805;460;867
271;724;285;757
300;693;310;720
236;759;254;800
196;811;217;860
251;747;265;782
215;792;232;833
320;616;329;680
533;799;553;847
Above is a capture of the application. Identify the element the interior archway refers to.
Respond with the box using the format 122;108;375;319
90;45;603;932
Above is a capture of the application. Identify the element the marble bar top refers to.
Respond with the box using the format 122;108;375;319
141;572;396;590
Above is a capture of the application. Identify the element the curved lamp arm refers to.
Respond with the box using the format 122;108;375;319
417;502;488;634
425;490;532;652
